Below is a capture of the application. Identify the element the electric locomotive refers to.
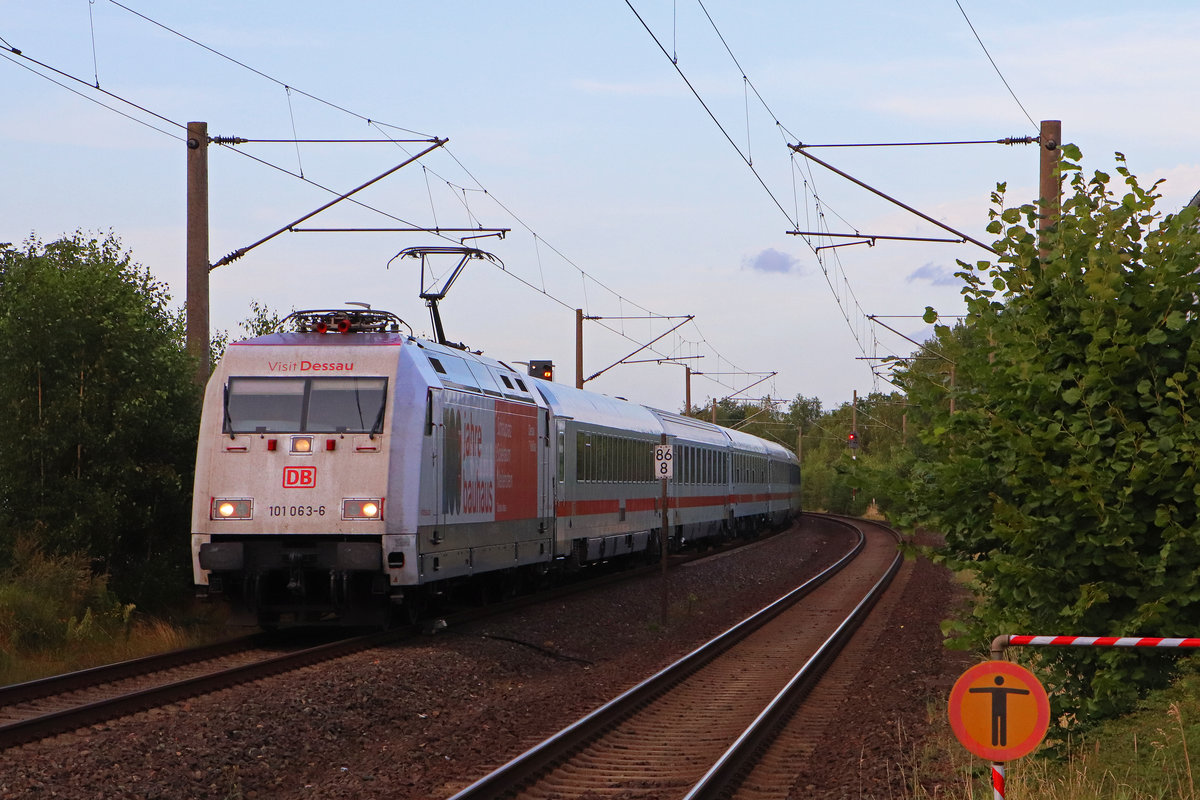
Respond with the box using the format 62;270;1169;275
191;306;800;627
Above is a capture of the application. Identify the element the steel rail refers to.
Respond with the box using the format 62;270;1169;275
0;634;263;706
684;517;903;799
445;514;869;800
0;629;401;750
0;529;788;752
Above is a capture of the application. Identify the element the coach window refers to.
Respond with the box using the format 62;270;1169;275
558;429;566;483
577;432;591;482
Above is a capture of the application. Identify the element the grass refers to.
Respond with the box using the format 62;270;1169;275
0;537;232;686
901;660;1200;800
0;603;232;687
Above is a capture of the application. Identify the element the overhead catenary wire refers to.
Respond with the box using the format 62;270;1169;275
625;0;912;389
954;0;1038;131
87;0;101;88
624;1;1044;399
622;0;798;228
0;45;184;134
0;49;182;141
6;3;787;402
104;0;432;138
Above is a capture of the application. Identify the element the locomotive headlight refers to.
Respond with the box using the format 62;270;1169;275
291;436;314;453
343;499;383;520
211;498;252;520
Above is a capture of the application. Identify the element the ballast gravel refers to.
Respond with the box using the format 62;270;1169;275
0;518;972;799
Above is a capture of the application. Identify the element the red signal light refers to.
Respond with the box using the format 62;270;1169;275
314;321;328;334
337;318;352;333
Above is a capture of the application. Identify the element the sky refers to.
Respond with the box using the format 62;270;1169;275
3;2;1199;415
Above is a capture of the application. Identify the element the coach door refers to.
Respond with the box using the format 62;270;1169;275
553;417;567;545
427;388;443;531
539;410;553;531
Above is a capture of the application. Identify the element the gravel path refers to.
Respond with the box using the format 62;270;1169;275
0;518;972;799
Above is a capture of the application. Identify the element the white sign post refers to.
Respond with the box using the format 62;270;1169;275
654;441;673;623
654;444;674;479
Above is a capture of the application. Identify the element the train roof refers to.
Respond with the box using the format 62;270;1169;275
231;331;408;347
531;379;664;435
648;408;736;446
222;309;795;462
724;425;796;461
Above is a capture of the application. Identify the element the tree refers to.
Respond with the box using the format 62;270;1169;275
209;299;288;366
0;232;200;606
898;149;1200;725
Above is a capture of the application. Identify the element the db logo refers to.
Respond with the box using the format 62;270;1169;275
283;466;317;489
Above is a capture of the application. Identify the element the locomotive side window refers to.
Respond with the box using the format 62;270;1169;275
427;354;480;393
225;377;388;434
465;362;502;397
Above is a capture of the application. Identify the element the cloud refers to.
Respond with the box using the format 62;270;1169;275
744;248;801;274
906;263;959;287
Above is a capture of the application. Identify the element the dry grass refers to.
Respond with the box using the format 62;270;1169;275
0;606;230;686
900;668;1200;800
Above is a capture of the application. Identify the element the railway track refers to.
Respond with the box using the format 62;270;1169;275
447;514;901;800
0;629;401;750
0;528;784;752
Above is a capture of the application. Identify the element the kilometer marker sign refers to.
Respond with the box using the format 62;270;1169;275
948;661;1050;762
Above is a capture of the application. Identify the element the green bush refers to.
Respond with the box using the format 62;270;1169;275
0;537;133;654
898;150;1200;726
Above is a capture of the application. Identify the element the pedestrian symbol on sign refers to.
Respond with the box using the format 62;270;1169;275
969;676;1031;747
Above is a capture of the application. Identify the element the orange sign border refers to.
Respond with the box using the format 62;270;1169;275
948;661;1050;761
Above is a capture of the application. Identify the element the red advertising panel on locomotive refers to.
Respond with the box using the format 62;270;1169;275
494;400;538;521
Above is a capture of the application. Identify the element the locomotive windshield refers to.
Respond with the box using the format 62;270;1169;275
224;377;388;434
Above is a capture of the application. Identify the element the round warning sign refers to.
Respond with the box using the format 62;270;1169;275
948;661;1050;761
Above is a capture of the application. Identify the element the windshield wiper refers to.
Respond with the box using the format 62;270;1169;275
223;387;236;440
370;401;386;440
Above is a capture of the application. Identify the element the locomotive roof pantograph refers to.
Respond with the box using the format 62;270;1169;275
281;307;413;336
389;246;503;350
